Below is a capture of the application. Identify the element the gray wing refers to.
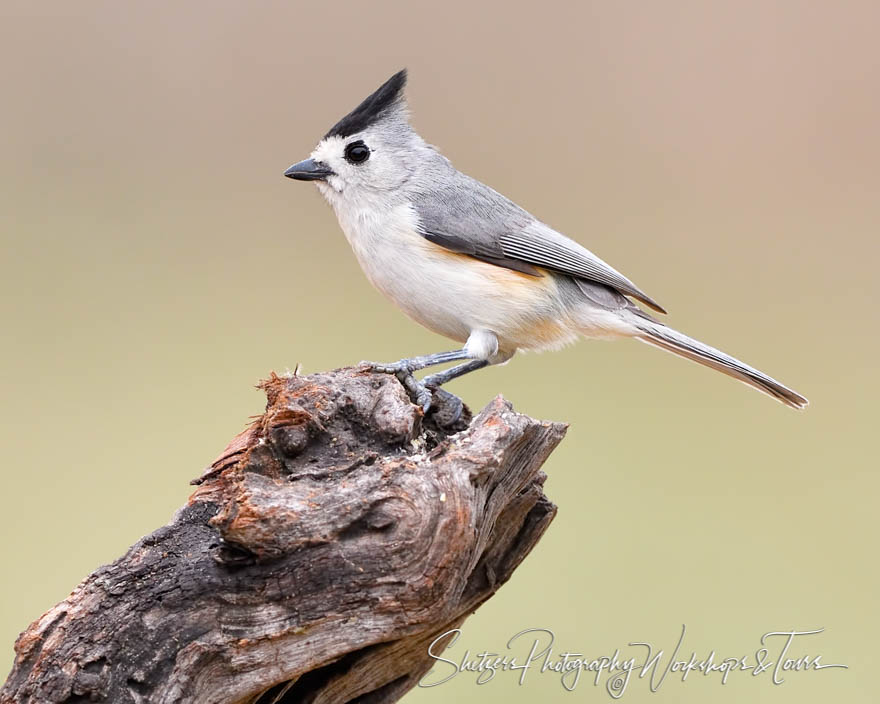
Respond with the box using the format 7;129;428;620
410;173;666;314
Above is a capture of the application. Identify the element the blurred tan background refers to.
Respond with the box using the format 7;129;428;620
1;1;877;701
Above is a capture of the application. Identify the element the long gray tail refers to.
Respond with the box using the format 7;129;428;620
630;317;808;409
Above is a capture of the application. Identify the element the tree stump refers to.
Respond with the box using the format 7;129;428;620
1;367;566;703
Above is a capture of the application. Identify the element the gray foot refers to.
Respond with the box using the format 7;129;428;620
396;371;432;413
361;360;417;375
361;361;432;412
429;388;464;425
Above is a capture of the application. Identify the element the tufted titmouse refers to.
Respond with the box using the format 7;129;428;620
284;70;807;412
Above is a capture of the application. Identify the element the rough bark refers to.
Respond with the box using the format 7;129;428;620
1;367;565;704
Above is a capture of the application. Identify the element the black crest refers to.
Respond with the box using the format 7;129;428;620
324;69;408;139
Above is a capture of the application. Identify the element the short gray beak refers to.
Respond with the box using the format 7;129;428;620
283;158;334;181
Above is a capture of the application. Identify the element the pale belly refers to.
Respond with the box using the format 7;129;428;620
336;203;629;352
334;205;568;350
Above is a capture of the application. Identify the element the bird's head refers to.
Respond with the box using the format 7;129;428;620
284;70;422;206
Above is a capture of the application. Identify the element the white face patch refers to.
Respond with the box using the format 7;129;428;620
310;136;347;195
307;122;415;210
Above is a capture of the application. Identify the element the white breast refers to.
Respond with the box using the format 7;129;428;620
320;197;607;354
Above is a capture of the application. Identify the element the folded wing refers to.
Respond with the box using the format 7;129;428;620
411;173;666;313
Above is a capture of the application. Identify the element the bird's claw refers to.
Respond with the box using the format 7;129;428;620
361;361;432;412
429;388;465;425
361;361;465;420
360;360;416;375
394;369;432;412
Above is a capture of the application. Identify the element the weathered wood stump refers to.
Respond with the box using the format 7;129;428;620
1;367;565;703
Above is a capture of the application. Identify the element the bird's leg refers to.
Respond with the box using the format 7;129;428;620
422;360;491;422
363;349;471;375
360;349;473;412
423;359;489;388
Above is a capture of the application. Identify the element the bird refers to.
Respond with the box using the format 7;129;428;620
284;69;807;414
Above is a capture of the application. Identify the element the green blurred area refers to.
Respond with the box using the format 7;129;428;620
1;1;877;701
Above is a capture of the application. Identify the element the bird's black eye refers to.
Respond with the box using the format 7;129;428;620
344;141;370;164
